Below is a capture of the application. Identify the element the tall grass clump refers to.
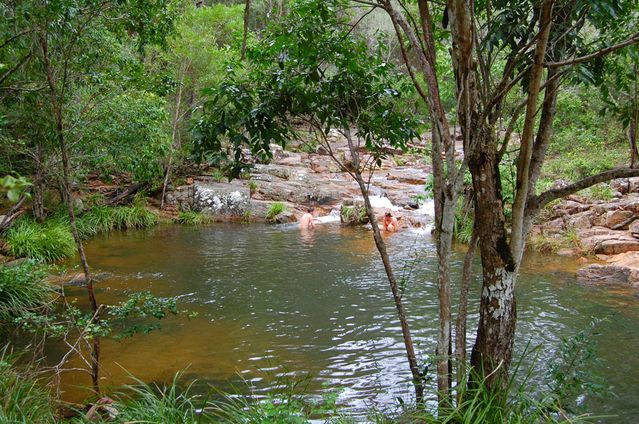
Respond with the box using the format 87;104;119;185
0;261;54;326
0;349;57;424
113;373;201;423
266;202;286;221
74;205;158;238
176;211;211;225
4;219;76;262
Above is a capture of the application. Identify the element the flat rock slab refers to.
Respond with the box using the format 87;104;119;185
576;264;639;286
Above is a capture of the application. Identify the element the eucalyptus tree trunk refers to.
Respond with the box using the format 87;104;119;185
161;68;185;209
470;0;554;388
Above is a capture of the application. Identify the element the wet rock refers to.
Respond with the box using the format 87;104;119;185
576;264;639;286
594;238;639;255
253;164;291;180
542;217;566;234
270;210;296;224
385;168;428;185
45;272;108;286
274;154;303;166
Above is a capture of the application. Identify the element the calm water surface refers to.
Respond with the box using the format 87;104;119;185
51;223;639;421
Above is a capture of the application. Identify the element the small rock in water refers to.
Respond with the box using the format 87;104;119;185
406;201;420;210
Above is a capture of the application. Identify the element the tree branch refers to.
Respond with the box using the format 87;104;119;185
546;32;639;68
532;167;639;209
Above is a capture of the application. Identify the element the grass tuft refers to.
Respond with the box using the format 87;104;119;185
176;211;211;225
113;372;201;423
0;349;57;424
266;202;286;221
75;205;158;238
5;219;76;262
0;261;54;325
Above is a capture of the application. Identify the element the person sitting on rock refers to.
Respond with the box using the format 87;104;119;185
383;211;399;232
299;207;315;229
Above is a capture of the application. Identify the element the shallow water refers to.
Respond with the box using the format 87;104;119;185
50;223;639;421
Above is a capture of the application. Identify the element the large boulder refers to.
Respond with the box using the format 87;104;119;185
192;182;250;218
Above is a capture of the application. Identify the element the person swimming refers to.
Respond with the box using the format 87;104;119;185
383;211;399;232
299;207;315;230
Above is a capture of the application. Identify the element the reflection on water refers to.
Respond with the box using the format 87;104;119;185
300;227;316;246
47;223;639;422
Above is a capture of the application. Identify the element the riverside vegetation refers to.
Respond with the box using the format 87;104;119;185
1;0;639;422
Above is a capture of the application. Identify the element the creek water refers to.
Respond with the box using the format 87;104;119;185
50;223;639;421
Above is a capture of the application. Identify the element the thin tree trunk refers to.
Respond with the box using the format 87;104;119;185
384;0;458;401
631;60;638;168
161;70;185;209
455;227;478;398
435;197;455;403
0;191;29;231
241;0;250;60
33;143;45;222
510;0;555;260
343;127;424;404
39;33;100;395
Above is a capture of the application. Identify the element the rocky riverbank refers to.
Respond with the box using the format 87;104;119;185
164;133;435;230
532;178;639;289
